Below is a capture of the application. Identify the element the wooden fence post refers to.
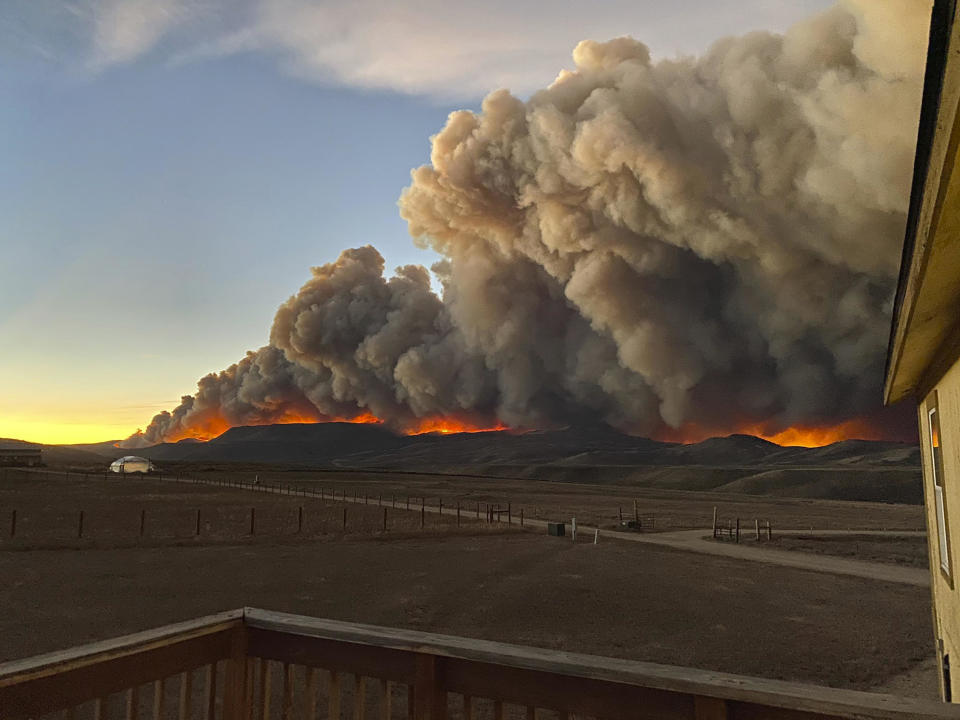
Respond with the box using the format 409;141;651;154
421;505;425;529
10;509;16;538
735;518;740;543
250;508;256;536
572;517;577;542
78;510;84;539
383;507;388;532
508;503;512;524
298;506;304;534
343;507;347;530
712;507;718;538
476;503;480;519
196;509;201;537
755;518;760;541
140;509;146;538
634;500;639;526
520;509;524;527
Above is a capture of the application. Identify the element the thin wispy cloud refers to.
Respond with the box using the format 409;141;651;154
88;0;192;70
3;0;832;98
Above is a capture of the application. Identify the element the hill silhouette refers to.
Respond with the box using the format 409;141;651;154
23;423;922;504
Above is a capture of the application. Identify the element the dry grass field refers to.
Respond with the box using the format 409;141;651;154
756;534;929;567
0;471;480;549
0;469;939;699
167;466;926;533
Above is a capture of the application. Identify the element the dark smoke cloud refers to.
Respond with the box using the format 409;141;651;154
126;0;928;447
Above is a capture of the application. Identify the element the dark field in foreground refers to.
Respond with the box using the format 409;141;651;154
0;471;936;698
0;532;931;694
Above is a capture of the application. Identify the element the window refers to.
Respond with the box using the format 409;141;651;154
944;653;952;703
929;394;951;577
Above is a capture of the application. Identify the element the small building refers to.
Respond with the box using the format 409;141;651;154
885;0;960;702
0;447;42;467
109;456;155;474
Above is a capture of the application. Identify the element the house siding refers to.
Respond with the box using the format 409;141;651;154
921;351;960;700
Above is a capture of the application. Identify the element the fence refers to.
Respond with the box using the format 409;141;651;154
711;508;773;543
2;607;958;720
0;503;470;547
617;502;655;532
0;470;530;547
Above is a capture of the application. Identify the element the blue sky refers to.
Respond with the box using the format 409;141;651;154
0;0;832;443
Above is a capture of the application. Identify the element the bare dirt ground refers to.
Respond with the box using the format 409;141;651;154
0;533;933;694
0;470;938;698
166;467;925;532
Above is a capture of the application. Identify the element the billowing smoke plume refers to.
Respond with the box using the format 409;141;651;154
128;0;929;447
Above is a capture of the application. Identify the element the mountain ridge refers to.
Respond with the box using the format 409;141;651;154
4;424;921;504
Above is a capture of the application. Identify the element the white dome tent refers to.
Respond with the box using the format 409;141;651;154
109;456;155;474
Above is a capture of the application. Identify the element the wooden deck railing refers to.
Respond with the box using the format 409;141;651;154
2;607;959;720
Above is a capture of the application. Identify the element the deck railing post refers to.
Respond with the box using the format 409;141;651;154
222;625;250;720
413;655;446;720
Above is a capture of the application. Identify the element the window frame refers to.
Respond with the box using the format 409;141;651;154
928;392;953;585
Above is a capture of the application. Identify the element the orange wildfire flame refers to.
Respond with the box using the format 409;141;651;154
406;417;510;435
747;419;889;447
165;410;377;443
162;408;896;448
657;417;892;448
163;410;506;442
